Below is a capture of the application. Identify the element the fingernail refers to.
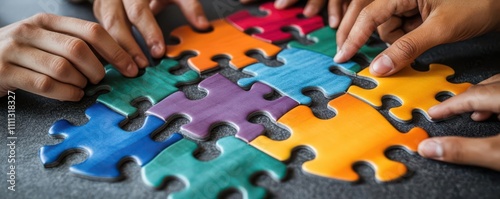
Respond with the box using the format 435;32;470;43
151;43;164;58
333;49;344;62
197;16;208;27
275;0;285;8
419;140;443;159
372;54;394;75
134;56;148;68
127;63;138;76
329;16;339;28
428;105;438;115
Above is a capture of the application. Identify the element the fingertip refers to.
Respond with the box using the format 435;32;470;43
134;55;149;68
333;49;344;63
369;54;394;76
196;16;210;30
274;0;286;9
125;63;139;77
418;139;444;160
329;16;339;28
150;42;165;58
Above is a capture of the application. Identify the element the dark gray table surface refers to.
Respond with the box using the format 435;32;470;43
1;0;500;198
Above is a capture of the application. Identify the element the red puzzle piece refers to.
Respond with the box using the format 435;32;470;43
226;2;324;43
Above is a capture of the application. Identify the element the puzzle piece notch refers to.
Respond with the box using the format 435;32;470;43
287;26;384;61
226;2;324;43
87;59;199;117
166;19;282;73
40;102;183;180
142;136;287;199
251;94;428;182
147;73;298;142
238;48;360;105
348;64;472;122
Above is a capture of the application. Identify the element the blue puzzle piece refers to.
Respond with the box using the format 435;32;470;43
39;103;183;180
238;48;360;105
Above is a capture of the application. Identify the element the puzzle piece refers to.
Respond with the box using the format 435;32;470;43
226;2;323;43
147;73;298;142
288;26;385;61
251;94;428;182
348;64;472;122
238;48;360;105
87;59;199;117
142;136;286;199
40;102;183;180
166;19;281;73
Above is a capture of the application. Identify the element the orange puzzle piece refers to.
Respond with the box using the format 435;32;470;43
250;94;428;182
166;19;282;73
348;64;472;122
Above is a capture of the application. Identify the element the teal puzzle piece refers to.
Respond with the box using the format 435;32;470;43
141;136;287;199
87;59;199;117
288;26;385;61
238;48;360;105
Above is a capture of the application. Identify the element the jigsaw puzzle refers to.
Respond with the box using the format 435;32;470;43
251;94;428;182
288;26;385;61
147;74;298;142
166;19;281;73
348;64;472;122
142;136;287;199
238;48;360;105
87;59;199;117
40;103;183;180
226;2;323;43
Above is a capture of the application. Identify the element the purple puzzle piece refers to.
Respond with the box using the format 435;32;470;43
147;73;298;142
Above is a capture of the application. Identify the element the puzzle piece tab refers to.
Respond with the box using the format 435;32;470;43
348;64;472;122
238;48;360;105
166;19;281;73
147;74;298;142
288;26;384;61
40;103;183;180
226;2;323;43
87;59;199;117
251;94;428;182
142;136;286;199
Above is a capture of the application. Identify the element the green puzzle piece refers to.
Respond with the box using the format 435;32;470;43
87;59;199;117
288;26;385;61
141;137;287;199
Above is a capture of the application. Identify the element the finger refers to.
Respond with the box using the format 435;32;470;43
478;74;500;85
328;0;344;28
428;83;500;119
8;45;87;88
377;17;404;44
336;0;373;49
5;63;84;101
150;0;170;15
240;0;256;4
122;0;165;58
418;136;500;171
30;14;138;78
334;0;418;63
94;0;149;68
471;111;493;121
174;0;210;30
275;0;299;10
303;0;326;17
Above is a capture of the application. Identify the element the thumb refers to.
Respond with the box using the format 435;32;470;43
369;19;448;76
418;135;500;171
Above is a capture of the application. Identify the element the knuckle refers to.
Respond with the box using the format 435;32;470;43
126;3;146;22
50;57;71;78
85;22;105;39
32;75;54;93
11;23;35;37
393;37;419;60
65;39;88;55
32;13;53;24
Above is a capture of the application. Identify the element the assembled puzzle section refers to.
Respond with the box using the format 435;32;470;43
166;19;282;73
147;74;298;142
226;2;323;43
142;136;287;199
251;94;429;182
87;59;199;117
40;103;183;181
238;48;360;105
348;64;472;122
288;26;385;61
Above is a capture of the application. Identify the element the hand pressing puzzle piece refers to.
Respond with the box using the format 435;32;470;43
238;48;360;105
166;19;281;73
288;26;385;61
226;2;323;43
40;103;183;181
251;94;428;182
87;59;199;117
147;74;298;142
348;64;472;122
142;136;287;199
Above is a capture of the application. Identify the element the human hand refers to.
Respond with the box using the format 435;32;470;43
418;74;500;171
93;0;210;67
240;0;326;18
334;0;500;76
0;14;138;101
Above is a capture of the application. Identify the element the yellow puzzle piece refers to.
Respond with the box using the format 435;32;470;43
251;94;428;182
348;64;472;122
166;19;282;73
